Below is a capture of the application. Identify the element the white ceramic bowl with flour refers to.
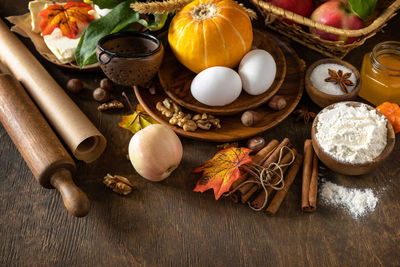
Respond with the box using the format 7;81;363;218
311;101;395;175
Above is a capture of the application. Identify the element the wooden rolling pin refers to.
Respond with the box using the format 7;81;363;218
0;74;90;217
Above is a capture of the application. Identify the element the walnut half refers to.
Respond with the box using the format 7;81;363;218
103;174;134;195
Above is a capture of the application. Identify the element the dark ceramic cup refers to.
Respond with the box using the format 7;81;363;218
96;32;164;86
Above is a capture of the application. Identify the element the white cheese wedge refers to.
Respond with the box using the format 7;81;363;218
28;0;54;33
94;4;111;17
43;27;81;64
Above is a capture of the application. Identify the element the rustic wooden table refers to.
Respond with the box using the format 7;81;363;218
1;1;399;266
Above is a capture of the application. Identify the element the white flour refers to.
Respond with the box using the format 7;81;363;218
310;63;357;95
316;102;387;164
320;180;378;218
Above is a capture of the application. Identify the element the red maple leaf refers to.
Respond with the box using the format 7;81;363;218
193;147;252;200
38;1;94;39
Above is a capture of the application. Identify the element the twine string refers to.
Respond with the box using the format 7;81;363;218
224;146;295;211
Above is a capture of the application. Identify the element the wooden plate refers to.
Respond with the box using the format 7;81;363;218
158;29;286;116
39;51;100;72
7;13;100;72
134;32;304;142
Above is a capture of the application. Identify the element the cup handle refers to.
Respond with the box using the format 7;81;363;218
98;51;114;65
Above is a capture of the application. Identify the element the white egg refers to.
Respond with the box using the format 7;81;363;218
238;49;277;95
191;66;242;106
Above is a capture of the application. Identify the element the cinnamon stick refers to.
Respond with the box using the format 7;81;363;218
266;154;303;216
241;186;258;204
226;191;240;203
240;138;290;203
308;154;319;211
262;138;290;168
233;139;279;192
302;139;318;212
250;149;297;209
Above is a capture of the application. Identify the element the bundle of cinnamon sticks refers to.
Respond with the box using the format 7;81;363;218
227;138;303;216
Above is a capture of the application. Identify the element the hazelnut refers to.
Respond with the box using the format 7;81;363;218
66;78;83;94
247;137;266;152
93;87;110;103
268;95;287;111
241;110;262;127
100;78;113;91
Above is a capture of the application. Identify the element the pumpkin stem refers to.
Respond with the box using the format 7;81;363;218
191;3;219;21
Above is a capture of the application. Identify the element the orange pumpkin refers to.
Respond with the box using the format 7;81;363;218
168;0;253;73
376;102;400;134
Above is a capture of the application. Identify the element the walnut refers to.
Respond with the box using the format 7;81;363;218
156;98;220;132
169;112;184;125
196;120;212;130
162;98;171;109
103;174;134;195
170;112;197;131
192;114;201;121
97;100;124;111
192;113;220;129
171;102;181;113
183;120;197;131
209;118;221;128
156;102;174;118
169;116;178;125
177;118;188;127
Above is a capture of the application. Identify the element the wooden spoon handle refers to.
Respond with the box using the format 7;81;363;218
50;169;90;217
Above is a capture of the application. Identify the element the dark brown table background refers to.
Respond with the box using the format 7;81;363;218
1;1;399;266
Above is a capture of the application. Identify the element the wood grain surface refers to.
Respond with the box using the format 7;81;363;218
1;1;400;266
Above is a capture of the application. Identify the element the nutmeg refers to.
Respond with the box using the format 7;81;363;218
66;78;83;94
247;137;266;152
93;87;110;103
268;95;287;111
241;110;262;127
100;78;113;92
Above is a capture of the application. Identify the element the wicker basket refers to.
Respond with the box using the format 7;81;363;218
250;0;400;58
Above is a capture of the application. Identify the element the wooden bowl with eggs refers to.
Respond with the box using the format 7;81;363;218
158;30;287;115
305;58;360;108
311;102;395;176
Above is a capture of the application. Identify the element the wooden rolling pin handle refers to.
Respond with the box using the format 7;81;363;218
50;169;90;217
0;74;90;217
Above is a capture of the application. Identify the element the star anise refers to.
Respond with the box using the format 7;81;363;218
293;105;316;124
324;69;354;94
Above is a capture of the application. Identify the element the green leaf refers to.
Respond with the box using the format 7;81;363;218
348;0;377;21
93;0;124;9
75;1;139;68
138;13;169;31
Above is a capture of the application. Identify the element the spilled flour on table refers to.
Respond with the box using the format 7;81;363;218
320;180;378;218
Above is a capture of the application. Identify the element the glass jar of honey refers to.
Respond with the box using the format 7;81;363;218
359;41;400;106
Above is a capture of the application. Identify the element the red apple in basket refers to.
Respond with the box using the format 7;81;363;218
266;0;314;24
310;0;364;44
